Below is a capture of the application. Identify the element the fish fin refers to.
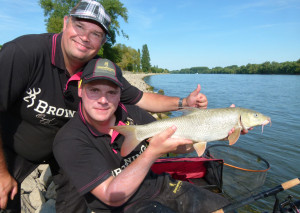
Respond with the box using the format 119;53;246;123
193;142;207;157
228;127;241;145
111;126;139;157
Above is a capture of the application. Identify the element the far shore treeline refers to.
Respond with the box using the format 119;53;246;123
0;0;299;75
171;60;300;75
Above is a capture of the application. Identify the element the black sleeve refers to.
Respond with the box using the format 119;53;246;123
0;41;31;111
125;105;156;125
120;74;144;105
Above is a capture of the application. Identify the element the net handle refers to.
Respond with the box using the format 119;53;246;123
282;178;300;190
212;178;300;213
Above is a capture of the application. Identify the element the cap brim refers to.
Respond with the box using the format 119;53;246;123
82;76;123;88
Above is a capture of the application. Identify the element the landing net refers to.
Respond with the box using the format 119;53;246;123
205;144;270;201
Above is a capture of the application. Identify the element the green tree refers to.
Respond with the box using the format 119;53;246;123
114;44;129;70
115;44;140;72
238;65;247;74
39;0;76;33
225;65;238;74
296;59;300;74
141;44;151;73
211;67;222;74
151;66;169;73
39;0;128;59
171;60;299;74
104;45;122;63
137;49;141;72
131;48;140;72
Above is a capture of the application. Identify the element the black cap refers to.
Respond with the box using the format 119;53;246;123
81;58;123;88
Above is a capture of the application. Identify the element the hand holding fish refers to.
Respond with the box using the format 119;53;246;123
227;127;250;135
185;84;208;109
225;127;250;142
228;104;253;136
146;126;193;158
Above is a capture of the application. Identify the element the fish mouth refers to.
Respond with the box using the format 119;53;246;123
262;119;271;126
261;118;271;133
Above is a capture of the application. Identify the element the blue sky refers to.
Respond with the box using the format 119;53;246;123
0;0;299;70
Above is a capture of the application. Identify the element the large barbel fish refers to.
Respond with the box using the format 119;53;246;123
112;107;271;157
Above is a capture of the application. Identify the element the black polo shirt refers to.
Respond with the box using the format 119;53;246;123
0;33;143;162
53;104;166;212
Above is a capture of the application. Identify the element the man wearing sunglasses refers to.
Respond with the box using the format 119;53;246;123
53;58;229;213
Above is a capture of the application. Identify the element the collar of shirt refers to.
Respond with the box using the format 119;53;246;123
51;33;66;71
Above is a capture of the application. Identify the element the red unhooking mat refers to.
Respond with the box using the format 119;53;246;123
151;157;224;193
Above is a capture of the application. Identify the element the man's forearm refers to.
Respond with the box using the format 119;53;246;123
0;125;19;210
0;133;9;176
136;92;186;113
91;148;157;206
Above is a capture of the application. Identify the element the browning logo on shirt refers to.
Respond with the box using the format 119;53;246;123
23;87;76;126
23;88;41;107
111;144;147;177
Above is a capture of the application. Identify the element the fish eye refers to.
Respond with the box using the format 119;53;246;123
254;113;258;117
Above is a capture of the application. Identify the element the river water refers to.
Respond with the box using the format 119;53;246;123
145;74;300;212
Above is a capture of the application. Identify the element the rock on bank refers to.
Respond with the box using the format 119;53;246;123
123;71;155;92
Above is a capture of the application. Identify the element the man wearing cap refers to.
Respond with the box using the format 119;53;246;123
53;58;230;213
0;0;208;212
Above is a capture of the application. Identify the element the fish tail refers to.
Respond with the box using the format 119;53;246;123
111;126;139;157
